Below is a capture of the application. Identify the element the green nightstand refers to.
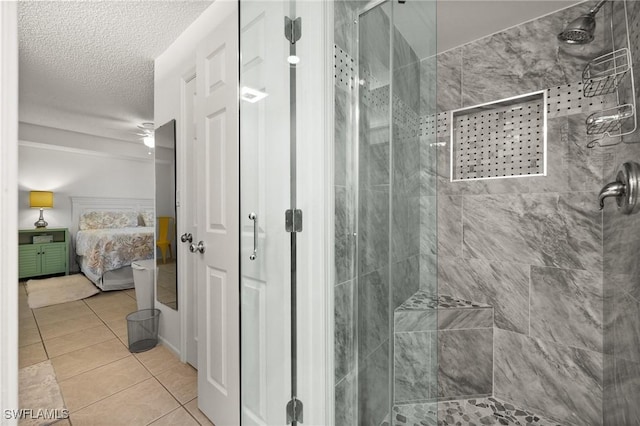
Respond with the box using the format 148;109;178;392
18;228;69;279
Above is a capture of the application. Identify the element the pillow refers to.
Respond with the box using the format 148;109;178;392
79;211;139;230
139;210;155;227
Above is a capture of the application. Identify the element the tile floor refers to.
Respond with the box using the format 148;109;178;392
389;397;563;426
18;281;214;426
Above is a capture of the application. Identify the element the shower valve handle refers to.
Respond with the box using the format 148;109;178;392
598;182;625;210
598;162;640;214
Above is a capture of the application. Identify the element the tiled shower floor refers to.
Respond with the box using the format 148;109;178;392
389;397;563;426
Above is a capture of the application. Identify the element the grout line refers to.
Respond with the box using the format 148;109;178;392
62;364;151;414
183;402;209;426
66;377;160;417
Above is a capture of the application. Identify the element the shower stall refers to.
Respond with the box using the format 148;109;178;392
332;0;640;424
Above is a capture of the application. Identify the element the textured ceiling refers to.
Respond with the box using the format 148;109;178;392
19;1;212;143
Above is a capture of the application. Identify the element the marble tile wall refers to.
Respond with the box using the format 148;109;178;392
421;1;634;424
390;23;421;315
603;2;640;423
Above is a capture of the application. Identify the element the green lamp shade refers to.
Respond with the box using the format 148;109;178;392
30;191;54;209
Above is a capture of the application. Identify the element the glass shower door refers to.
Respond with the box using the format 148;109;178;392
239;1;295;424
346;0;438;424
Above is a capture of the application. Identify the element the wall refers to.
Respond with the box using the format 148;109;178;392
429;1;615;424
0;2;19;418
18;123;157;272
603;0;640;423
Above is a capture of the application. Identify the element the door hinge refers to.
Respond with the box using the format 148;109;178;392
284;17;302;44
286;397;303;424
285;209;303;232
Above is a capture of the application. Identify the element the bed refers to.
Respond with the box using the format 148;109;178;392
71;197;154;291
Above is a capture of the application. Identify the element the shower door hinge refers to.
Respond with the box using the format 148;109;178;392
285;209;303;232
284;17;302;44
286;397;303;424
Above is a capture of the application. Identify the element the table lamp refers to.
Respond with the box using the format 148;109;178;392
30;191;53;228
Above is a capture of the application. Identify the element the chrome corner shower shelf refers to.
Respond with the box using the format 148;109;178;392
586;104;635;135
582;48;631;97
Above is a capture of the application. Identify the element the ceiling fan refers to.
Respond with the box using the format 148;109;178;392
136;122;155;148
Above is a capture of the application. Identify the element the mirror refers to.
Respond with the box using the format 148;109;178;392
155;119;178;310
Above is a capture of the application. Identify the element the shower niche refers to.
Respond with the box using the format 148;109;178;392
450;91;547;181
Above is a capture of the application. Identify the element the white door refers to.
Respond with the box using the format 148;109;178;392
182;74;198;368
239;1;291;425
194;5;240;425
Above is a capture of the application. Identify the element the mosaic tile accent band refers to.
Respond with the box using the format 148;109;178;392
334;44;356;91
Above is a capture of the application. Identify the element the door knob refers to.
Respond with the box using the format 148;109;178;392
189;241;205;254
180;233;193;243
599;161;640;214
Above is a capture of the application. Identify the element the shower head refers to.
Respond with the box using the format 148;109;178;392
558;0;606;44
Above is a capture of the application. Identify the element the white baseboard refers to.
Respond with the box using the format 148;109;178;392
158;335;181;359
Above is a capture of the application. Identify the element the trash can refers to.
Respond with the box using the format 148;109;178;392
126;308;161;353
131;259;155;311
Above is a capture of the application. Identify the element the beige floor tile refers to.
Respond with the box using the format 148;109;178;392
104;317;128;338
38;313;103;340
19;326;42;347
19;342;47;368
51;339;129;381
19;313;37;329
117;333;130;347
85;291;135;312
155;363;197;404
59;356;151;412
33;300;92;323
184;398;215;426
124;289;137;300
94;303;138;322
148;407;199;426
70;378;179;426
44;324;116;358
134;344;182;376
19;304;35;320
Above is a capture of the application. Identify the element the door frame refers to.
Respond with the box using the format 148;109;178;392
0;2;19;422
